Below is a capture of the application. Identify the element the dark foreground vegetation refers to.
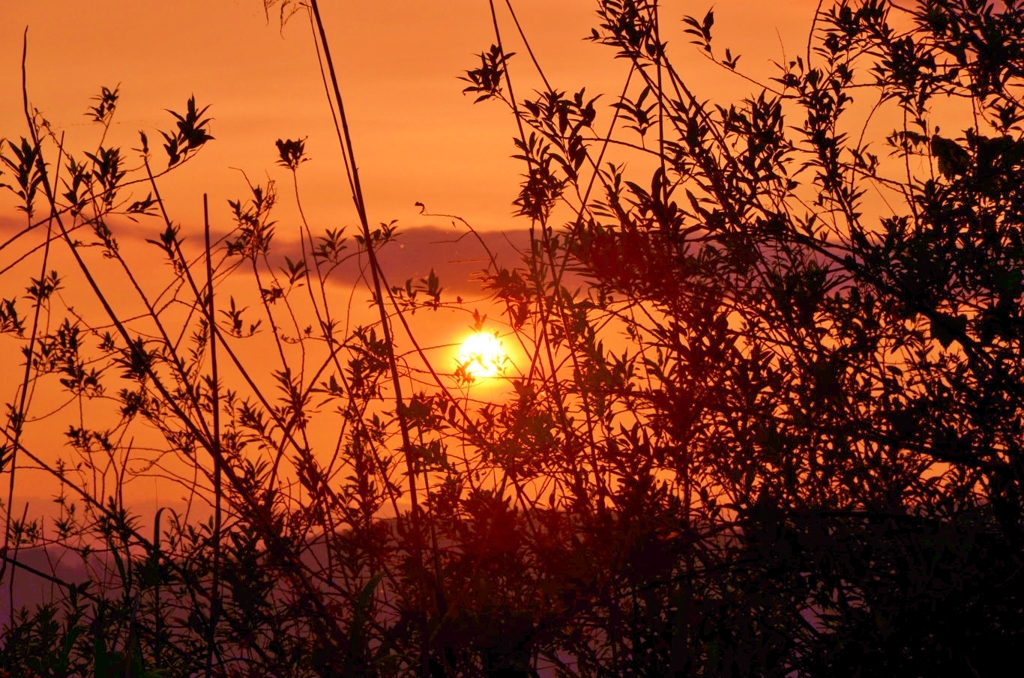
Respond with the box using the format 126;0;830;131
3;0;1024;675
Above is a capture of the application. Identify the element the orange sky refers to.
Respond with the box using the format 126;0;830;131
0;1;822;516
1;0;818;233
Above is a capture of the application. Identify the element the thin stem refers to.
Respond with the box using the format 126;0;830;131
204;194;223;675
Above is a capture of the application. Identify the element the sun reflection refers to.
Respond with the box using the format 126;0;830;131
456;332;507;381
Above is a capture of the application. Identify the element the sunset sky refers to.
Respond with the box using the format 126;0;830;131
1;0;818;234
0;1;820;512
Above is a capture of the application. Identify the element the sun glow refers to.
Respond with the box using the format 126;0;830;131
457;332;508;381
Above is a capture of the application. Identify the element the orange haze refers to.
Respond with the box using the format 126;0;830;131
0;1;819;515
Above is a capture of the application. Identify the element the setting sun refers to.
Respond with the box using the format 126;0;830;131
457;332;508;380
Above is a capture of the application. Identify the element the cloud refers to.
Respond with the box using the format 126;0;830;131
194;223;535;296
351;225;531;294
0;207;537;293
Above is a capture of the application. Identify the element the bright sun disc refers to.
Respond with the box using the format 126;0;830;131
457;332;507;380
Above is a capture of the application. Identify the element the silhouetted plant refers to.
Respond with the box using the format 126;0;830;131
2;0;1024;676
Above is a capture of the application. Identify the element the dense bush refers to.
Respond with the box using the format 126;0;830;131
2;0;1024;675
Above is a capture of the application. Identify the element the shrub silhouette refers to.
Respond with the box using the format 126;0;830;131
2;0;1024;676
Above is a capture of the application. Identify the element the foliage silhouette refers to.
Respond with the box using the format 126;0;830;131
2;0;1024;676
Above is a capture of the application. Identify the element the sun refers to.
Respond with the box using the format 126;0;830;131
457;332;508;381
